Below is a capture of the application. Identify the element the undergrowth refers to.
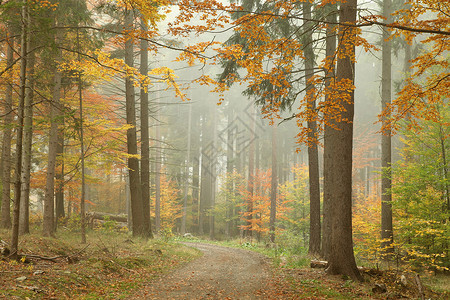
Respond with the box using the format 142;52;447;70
0;228;200;299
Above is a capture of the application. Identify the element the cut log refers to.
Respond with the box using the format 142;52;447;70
87;212;128;228
310;260;328;268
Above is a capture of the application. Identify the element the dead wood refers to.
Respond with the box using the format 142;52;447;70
87;212;127;224
19;244;89;263
310;260;328;268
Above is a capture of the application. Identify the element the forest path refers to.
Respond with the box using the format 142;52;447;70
136;242;279;299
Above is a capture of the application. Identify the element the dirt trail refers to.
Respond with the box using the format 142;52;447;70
137;242;277;299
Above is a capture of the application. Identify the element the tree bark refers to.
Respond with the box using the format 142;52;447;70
19;32;36;235
1;28;14;229
209;105;217;240
322;2;337;262
381;0;393;254
54;121;65;228
269;125;277;243
155;95;161;233
140;19;152;237
43;25;63;237
326;0;362;281
191;114;200;234
303;0;321;256
124;8;146;237
181;103;192;235
244;105;256;238
11;2;28;257
225;108;235;238
199;112;211;235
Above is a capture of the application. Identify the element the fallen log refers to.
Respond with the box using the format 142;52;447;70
87;212;128;223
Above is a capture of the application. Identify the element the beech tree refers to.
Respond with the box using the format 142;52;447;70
124;7;146;237
380;0;393;254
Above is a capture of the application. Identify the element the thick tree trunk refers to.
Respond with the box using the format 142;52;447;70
322;2;337;261
124;8;146;237
326;0;362;281
19;37;36;235
140;20;152;237
303;0;321;256
381;0;393;254
269;125;277;243
1;29;14;229
43;28;62;237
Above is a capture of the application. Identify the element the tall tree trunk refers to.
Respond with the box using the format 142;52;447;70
225;108;234;238
269;125;277;243
77;25;87;244
43;25;62;237
54;122;65;228
191;114;200;234
209;105;217;240
140;19;152;237
199;113;211;235
1;28;14;229
381;0;393;254
181;103;192;235
154;96;161;233
326;0;362;281
11;2;28;257
19;34;36;235
322;2;337;261
125;8;145;236
303;0;321;256
244;105;256;238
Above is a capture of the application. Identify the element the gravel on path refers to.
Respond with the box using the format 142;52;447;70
136;242;277;299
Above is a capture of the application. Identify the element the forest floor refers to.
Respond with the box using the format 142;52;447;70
137;241;449;299
0;229;448;299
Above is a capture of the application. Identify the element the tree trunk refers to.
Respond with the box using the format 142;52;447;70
303;0;321;256
155;96;161;233
19;34;36;235
54;122;65;228
191;115;200;234
322;2;337;261
225;108;234;238
76;26;87;244
269;125;277;243
381;0;393;254
43;26;63;237
124;8;146;237
244;105;256;238
11;3;28;257
209;105;217;240
140;19;152;237
199;113;211;235
326;0;362;281
181;103;192;235
1;28;14;229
